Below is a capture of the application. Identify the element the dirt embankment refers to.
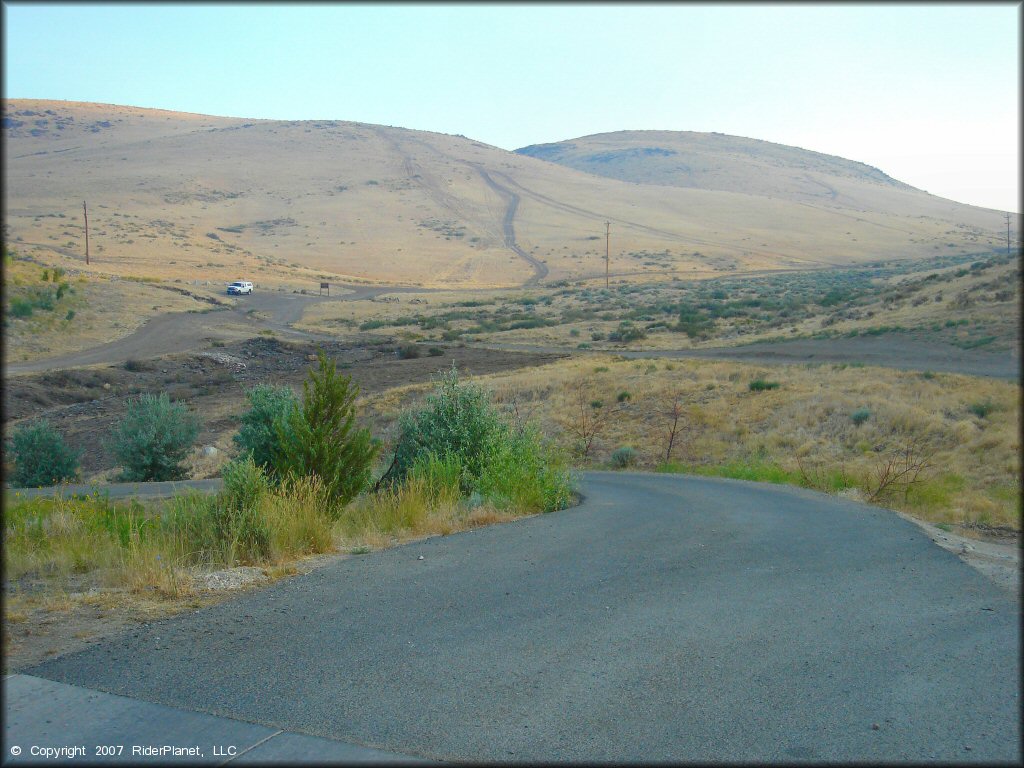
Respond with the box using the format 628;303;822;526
3;336;566;480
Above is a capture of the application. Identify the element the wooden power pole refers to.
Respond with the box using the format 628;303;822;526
83;201;89;265
605;221;610;288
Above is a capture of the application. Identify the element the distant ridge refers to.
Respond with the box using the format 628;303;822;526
516;130;920;208
3;99;1008;288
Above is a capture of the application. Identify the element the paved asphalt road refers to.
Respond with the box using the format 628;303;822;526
19;472;1021;763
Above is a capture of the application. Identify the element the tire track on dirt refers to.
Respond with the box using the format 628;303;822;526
471;165;548;285
371;127;546;285
487;170;812;264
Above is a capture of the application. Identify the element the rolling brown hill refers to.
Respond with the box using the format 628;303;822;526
3;100;1010;289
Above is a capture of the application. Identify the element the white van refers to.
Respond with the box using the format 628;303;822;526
227;280;253;295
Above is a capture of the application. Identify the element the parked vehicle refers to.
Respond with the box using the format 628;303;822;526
227;280;254;295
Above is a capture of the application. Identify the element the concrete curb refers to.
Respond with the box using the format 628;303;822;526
3;675;435;765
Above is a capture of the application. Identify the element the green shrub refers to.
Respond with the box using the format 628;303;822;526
608;322;647;342
749;379;780;391
428;346;444;357
274;350;379;509
8;420;80;487
611;446;637;468
969;400;996;418
569;328;580;337
391;365;505;488
108;393;200;481
233;384;298;478
397;343;421;359
851;407;871;426
477;425;573;513
591;332;605;341
64;309;75;322
617;391;631;403
408;452;464;506
214;456;271;563
9;298;34;318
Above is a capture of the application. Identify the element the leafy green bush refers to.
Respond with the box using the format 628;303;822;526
390;366;573;512
214;456;271;563
749;379;780;392
233;384;298;477
8;298;34;318
608;322;647;342
611;446;638;468
8;419;80;487
391;365;505;488
969;400;996;418
477;425;573;514
428;346;444;357
851;407;871;426
274;350;378;509
397;343;421;359
408;452;463;506
108;393;200;481
617;391;631;403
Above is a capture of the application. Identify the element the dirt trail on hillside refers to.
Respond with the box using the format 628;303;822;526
472;165;549;284
370;126;547;285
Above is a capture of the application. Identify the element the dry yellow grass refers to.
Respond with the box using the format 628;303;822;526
2;251;227;363
5;99;1011;290
355;355;1021;531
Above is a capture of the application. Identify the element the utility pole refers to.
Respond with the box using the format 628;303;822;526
605;221;610;289
83;201;89;265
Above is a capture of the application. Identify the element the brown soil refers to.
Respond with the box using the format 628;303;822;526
3;336;566;480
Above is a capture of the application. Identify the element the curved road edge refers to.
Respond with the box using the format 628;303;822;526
8;471;1017;594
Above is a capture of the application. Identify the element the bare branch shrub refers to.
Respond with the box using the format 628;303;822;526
664;395;684;463
566;379;616;460
866;436;936;503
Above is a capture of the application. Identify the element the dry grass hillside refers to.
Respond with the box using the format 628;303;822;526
516;130;1006;216
4;100;1013;290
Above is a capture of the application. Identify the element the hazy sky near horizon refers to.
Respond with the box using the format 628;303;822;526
4;2;1020;212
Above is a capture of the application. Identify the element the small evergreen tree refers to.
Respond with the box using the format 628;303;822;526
274;350;378;508
109;393;200;481
8;419;79;487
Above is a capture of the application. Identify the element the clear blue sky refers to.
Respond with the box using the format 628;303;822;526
3;2;1020;211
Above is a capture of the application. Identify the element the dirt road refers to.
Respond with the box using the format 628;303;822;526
3;285;420;376
472;332;1020;380
472;165;549;284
